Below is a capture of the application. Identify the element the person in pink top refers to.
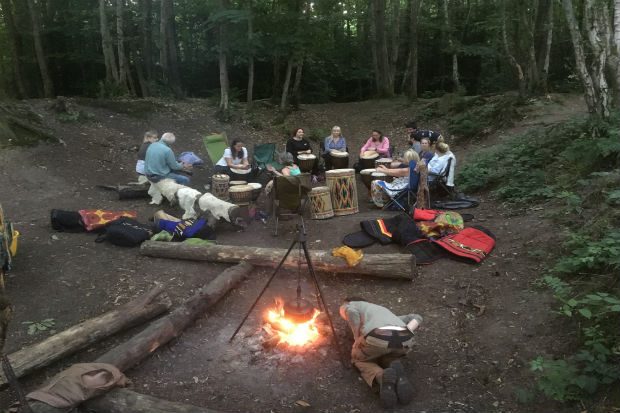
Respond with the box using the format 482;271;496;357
360;130;391;158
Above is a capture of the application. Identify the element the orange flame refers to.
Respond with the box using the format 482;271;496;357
265;301;321;347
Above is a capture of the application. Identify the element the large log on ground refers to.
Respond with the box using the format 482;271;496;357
84;388;227;413
95;261;253;371
0;286;169;389
28;262;253;413
140;241;415;280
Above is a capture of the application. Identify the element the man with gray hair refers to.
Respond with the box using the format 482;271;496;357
340;297;422;408
144;132;192;185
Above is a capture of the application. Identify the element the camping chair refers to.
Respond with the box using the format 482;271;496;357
253;143;283;172
428;156;457;199
273;175;311;236
382;160;419;214
202;132;228;166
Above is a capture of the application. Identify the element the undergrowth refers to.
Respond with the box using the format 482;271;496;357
459;114;620;404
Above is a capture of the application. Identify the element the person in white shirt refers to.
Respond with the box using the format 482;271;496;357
214;140;251;177
427;142;456;187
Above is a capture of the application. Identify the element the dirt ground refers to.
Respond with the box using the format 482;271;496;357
0;94;585;412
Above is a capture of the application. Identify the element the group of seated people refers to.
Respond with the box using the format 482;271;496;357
136;120;456;210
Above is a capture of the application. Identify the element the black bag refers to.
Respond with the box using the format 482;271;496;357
50;209;85;232
97;217;154;247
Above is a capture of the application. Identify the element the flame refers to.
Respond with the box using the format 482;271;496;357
265;301;321;347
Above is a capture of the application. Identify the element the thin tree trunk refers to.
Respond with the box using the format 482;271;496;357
401;49;412;93
271;54;281;103
0;0;27;97
584;0;612;118
140;0;153;81
561;0;600;116
613;0;620;100
280;57;294;110
116;0;130;92
99;0;119;84
291;58;304;108
502;0;526;98
534;0;554;94
27;0;54;97
408;0;422;99
217;0;230;113
369;0;380;93
387;0;400;92
160;0;182;97
374;0;392;96
442;0;460;92
246;0;254;108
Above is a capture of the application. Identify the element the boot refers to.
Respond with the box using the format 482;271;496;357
379;368;398;409
390;360;414;405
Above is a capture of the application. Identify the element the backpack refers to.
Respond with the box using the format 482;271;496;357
96;217;154;247
50;209;85;232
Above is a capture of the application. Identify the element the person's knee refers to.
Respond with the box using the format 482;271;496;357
175;175;190;185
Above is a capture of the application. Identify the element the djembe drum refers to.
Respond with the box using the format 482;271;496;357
229;180;247;187
248;182;262;202
371;171;393;183
229;184;253;206
325;168;358;216
212;174;230;201
359;152;379;170
309;187;334;220
230;166;252;181
330;150;349;170
297;154;316;173
360;169;376;190
375;158;393;169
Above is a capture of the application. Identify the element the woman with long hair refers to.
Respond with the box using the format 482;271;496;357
214;139;251;177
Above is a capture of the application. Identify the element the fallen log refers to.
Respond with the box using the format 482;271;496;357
28;262;253;413
95;261;253;371
0;286;170;389
140;241;415;280
84;388;228;413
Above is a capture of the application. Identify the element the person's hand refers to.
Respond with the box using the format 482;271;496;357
377;165;388;173
182;162;193;171
266;164;275;172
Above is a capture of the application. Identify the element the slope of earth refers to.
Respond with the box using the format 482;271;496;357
0;94;584;412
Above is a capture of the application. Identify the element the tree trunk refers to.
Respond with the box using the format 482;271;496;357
502;0;526;98
27;0;54;97
140;242;416;280
116;0;130;92
442;0;460;92
0;0;27;97
279;57;294;110
612;0;620;100
584;0;612;118
561;0;601;116
371;0;393;96
217;0;230;114
291;58;304;108
140;0;153;81
534;0;554;94
246;0;254;109
271;54;281;103
0;287;169;389
160;0;182;97
387;0;400;92
83;388;227;413
94;262;252;371
407;0;422;99
99;0;119;84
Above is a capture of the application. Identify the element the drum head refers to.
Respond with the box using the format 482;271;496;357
361;152;379;159
376;158;392;162
330;150;348;157
248;183;262;189
326;168;355;175
229;180;247;186
230;167;251;174
343;231;376;248
360;168;376;175
229;184;252;192
298;154;316;160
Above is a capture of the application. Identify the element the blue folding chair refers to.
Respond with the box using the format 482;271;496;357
382;160;419;214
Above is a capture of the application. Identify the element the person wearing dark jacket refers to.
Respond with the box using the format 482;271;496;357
286;127;319;180
340;297;423;408
405;121;443;149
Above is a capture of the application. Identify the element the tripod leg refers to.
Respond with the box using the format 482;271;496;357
301;241;349;368
229;238;298;343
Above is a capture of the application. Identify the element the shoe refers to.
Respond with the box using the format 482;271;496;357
379;367;398;409
390;360;414;405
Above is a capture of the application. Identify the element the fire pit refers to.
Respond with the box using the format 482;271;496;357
264;298;321;347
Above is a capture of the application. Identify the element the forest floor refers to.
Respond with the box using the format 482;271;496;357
0;93;586;413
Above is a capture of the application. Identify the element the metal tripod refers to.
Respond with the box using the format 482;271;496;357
229;225;347;367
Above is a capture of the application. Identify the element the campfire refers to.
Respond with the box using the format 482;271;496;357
262;298;323;348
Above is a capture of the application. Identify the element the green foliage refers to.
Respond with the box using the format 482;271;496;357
446;95;523;139
552;231;620;276
23;319;56;335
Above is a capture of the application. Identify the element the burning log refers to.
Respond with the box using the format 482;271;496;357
140;242;415;280
0;286;170;389
28;263;252;413
95;261;253;371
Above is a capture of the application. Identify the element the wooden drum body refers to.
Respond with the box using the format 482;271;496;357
229;184;253;206
309;186;334;220
330;151;349;169
360;169;376;190
359;153;379;170
372;171;393;183
325;168;359;216
248;182;262;201
212;174;230;201
297;154;316;173
375;158;393;169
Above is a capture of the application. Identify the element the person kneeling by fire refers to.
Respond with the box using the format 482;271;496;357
339;297;423;409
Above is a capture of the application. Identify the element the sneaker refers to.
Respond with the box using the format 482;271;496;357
390;360;414;405
379;367;398;409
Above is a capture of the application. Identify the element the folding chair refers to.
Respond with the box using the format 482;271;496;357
382;160;419;214
253;143;283;171
273;175;311;236
428;156;457;199
202;132;228;166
